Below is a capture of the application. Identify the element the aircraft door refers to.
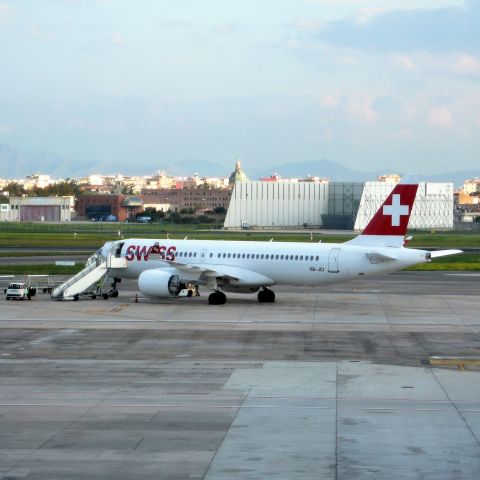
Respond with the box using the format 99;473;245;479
328;248;340;273
115;242;125;258
200;248;207;263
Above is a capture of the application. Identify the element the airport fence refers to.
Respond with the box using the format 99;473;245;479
0;221;224;235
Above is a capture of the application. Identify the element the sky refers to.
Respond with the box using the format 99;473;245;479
0;0;479;177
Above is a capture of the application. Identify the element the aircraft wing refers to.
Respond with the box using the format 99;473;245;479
166;260;275;286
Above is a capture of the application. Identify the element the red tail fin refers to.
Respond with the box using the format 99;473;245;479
347;184;418;247
362;184;418;236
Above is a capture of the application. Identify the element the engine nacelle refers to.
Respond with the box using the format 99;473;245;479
138;269;181;298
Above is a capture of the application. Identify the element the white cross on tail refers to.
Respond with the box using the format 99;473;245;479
383;194;409;226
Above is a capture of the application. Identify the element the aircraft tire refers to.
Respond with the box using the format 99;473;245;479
208;291;226;305
258;288;275;303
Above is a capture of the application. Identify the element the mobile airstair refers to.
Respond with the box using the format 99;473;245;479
51;246;127;300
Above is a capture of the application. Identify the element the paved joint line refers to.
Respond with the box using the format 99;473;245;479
3;398;99;476
378;294;394;332
312;292;319;332
335;361;339;480
430;369;480;449
2;403;480;412
2;393;480;403
203;387;251;478
133;435;144;450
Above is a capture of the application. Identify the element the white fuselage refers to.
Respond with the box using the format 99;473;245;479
106;238;429;288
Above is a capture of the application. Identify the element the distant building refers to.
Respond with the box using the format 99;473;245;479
228;159;249;185
458;191;480;206
141;187;232;212
75;194;144;222
463;178;480;195
259;174;328;183
377;174;401;184
259;173;284;182
224;181;454;230
24;174;55;190
0;196;73;222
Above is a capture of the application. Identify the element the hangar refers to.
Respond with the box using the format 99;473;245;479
224;181;454;230
0;196;73;222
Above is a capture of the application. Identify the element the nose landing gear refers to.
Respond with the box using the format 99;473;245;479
258;288;275;303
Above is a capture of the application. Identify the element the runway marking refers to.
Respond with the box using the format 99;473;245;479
445;273;480;277
429;356;480;370
111;304;130;313
1;403;479;413
0;393;479;404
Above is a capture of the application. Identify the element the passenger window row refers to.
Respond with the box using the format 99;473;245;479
176;251;319;261
177;252;320;262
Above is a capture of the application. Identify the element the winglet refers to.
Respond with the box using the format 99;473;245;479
347;184;418;248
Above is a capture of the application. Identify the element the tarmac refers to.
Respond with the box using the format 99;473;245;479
0;271;479;479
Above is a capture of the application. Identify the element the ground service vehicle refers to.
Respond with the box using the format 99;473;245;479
5;282;31;300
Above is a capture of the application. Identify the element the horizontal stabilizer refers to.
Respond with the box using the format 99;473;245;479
429;249;463;259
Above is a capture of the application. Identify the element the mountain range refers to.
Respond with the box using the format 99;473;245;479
0;143;476;187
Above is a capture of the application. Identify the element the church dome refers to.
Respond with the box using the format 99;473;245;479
228;159;249;185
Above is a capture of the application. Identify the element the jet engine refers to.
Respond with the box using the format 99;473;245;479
138;269;182;297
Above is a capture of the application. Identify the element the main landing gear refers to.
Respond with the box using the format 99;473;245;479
208;290;227;305
258;288;275;303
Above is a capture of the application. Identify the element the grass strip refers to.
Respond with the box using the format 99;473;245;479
0;264;83;276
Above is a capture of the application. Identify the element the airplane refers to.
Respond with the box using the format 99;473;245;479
99;184;461;305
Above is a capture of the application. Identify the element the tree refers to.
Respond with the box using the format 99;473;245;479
5;182;25;196
214;206;227;215
142;207;165;221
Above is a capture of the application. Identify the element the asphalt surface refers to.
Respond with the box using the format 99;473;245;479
0;272;479;479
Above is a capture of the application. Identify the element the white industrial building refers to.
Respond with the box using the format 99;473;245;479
224;181;329;229
0;196;74;222
224;181;454;230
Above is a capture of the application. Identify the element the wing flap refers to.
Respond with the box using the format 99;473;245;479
166;261;274;286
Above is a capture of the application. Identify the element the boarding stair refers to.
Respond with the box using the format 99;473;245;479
51;247;127;300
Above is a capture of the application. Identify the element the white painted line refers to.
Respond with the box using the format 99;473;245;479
445;273;480;277
1;403;479;413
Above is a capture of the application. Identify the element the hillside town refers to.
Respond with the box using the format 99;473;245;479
0;160;479;228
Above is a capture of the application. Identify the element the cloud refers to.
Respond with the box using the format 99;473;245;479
321;94;340;108
309;1;480;53
212;23;240;35
0;123;13;134
397;54;416;71
0;2;10;22
389;51;480;77
110;33;125;46
154;18;197;29
427;106;453;129
452;54;480;75
347;95;377;125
